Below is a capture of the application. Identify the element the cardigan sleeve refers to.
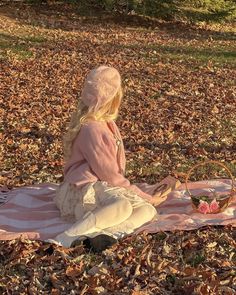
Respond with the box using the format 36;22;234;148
78;125;153;202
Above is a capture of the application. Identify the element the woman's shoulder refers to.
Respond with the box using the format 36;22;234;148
78;121;110;140
75;121;115;149
81;120;106;132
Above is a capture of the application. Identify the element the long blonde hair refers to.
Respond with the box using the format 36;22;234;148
63;87;123;161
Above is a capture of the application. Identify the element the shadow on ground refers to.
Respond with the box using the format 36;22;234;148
0;2;235;42
116;42;236;66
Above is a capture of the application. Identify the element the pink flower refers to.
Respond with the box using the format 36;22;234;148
198;200;210;214
209;199;219;213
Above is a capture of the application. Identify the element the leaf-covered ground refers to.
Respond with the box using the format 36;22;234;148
0;226;235;294
0;2;235;294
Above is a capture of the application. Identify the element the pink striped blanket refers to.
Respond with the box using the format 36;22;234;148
0;179;235;241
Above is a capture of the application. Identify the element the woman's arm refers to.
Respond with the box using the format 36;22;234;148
78;125;153;202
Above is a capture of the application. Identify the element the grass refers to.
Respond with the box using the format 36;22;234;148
122;43;236;67
181;5;236;23
156;44;236;65
0;32;46;60
125;158;169;183
62;0;236;23
189;253;205;267
175;160;236;182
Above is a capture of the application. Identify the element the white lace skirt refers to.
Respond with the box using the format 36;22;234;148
53;181;152;222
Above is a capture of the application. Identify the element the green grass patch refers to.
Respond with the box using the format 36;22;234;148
189;253;205;267
126;159;166;177
71;0;236;22
121;41;236;66
175;159;236;182
181;5;236;23
24;35;46;43
0;32;46;60
145;44;236;66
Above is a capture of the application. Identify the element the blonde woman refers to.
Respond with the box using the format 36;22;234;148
52;65;168;250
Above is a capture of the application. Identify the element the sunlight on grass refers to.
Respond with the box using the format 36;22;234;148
146;44;236;66
181;6;236;23
0;32;46;60
121;39;235;67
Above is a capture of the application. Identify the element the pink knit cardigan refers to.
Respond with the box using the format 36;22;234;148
63;120;152;202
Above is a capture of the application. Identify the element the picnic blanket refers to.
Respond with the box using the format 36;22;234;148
0;179;235;241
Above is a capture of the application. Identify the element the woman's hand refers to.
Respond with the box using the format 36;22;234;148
149;193;169;207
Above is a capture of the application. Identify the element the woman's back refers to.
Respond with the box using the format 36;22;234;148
63;120;126;187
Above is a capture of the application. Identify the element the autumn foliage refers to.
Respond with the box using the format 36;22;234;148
0;2;235;294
